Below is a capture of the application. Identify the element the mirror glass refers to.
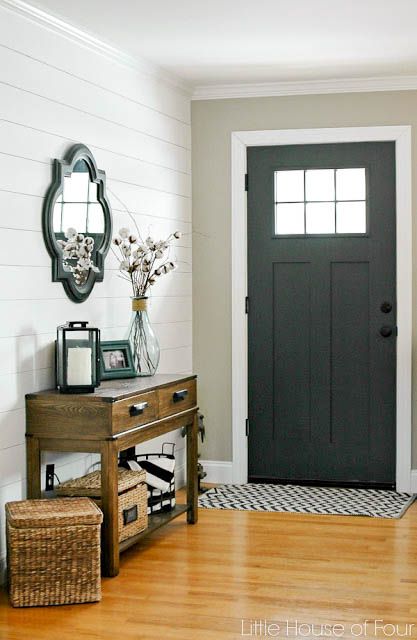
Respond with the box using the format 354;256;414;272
43;145;112;303
53;159;105;237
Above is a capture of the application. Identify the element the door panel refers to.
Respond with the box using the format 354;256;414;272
247;142;396;486
330;261;369;447
273;261;311;442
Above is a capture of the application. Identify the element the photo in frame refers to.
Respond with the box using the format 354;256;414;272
99;340;136;380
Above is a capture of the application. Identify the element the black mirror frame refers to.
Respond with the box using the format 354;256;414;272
42;144;113;303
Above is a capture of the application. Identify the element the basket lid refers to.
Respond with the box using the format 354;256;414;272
6;497;103;528
56;468;146;498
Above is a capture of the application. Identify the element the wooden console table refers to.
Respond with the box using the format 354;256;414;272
25;373;198;577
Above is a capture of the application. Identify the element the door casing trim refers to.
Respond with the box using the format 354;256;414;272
231;126;412;492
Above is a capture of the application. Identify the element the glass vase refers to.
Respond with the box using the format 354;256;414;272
127;297;160;376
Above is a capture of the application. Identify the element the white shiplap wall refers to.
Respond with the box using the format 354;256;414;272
0;3;192;576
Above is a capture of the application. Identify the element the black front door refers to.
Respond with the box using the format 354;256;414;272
247;142;396;486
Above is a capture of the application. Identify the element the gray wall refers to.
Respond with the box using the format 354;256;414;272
192;90;417;465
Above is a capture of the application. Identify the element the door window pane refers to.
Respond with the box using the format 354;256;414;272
336;168;366;201
275;170;304;202
306;203;335;234
305;169;334;202
336;201;367;233
274;167;367;235
275;203;305;234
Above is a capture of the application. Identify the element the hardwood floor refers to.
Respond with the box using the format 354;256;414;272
1;492;417;639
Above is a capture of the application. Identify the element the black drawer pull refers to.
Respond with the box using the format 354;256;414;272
123;505;138;525
173;389;188;402
129;401;148;416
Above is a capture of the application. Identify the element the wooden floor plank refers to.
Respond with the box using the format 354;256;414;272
1;492;417;639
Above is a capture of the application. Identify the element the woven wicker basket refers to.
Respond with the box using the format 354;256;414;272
6;497;103;607
57;468;147;543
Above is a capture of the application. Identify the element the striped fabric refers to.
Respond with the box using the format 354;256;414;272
127;457;175;492
125;444;176;514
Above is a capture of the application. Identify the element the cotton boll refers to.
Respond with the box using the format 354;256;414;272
119;227;129;239
78;257;89;269
174;231;181;239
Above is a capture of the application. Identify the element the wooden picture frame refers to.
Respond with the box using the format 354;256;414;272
99;340;136;380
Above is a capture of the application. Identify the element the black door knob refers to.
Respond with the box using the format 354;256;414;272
380;301;392;314
380;326;393;338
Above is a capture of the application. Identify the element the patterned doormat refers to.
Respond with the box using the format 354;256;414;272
198;484;416;518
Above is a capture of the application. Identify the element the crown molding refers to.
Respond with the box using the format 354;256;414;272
192;75;417;100
5;0;417;103
0;0;192;96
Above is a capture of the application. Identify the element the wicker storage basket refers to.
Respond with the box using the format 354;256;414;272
57;468;147;543
6;497;102;607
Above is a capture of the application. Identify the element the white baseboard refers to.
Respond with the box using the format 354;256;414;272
200;460;233;485
408;470;417;493
175;463;185;489
199;463;417;491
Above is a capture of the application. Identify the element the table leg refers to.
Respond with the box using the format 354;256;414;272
26;435;41;499
101;440;119;577
186;412;198;524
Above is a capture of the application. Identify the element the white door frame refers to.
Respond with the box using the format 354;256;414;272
231;126;412;492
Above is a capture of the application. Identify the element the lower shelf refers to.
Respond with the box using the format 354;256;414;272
119;504;189;553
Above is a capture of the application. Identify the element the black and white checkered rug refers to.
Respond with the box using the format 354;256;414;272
198;484;415;518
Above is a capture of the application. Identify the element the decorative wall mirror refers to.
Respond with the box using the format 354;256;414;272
43;144;112;303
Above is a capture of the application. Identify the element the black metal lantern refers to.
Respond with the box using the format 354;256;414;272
56;321;100;393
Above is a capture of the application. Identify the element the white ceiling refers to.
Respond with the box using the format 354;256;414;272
27;0;417;88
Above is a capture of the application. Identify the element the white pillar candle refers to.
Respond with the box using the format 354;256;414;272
67;347;92;386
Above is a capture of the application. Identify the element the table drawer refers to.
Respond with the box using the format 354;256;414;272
158;379;196;418
112;391;157;434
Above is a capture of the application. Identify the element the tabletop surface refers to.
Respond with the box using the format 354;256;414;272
26;373;196;403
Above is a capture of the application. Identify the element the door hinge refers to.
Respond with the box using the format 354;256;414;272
245;418;249;437
245;296;249;314
245;173;249;191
